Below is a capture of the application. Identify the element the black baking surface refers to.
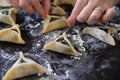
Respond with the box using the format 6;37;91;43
0;6;120;80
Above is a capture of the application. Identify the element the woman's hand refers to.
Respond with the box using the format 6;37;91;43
6;0;51;19
67;0;120;26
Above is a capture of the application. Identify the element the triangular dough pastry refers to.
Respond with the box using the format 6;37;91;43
53;0;77;6
42;15;67;33
0;8;17;25
0;0;12;7
0;24;25;44
50;4;66;15
82;27;116;46
2;52;47;80
44;32;81;56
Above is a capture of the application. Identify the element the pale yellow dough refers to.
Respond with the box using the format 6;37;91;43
0;24;25;44
0;8;17;25
50;4;66;15
42;15;67;33
53;0;77;6
44;32;81;56
82;27;116;46
0;0;12;7
2;52;47;80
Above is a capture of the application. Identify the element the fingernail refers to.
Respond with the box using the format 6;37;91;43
87;20;95;24
78;19;84;23
67;20;75;27
42;13;47;19
67;18;76;27
87;18;97;24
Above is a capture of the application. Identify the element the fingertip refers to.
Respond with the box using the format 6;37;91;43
101;8;116;22
43;14;47;19
40;14;46;19
42;11;48;19
19;0;35;14
87;20;96;25
68;0;88;25
77;15;85;23
67;17;76;27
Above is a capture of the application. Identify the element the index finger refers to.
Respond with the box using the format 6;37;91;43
43;0;51;15
31;0;47;19
67;0;88;26
19;0;35;14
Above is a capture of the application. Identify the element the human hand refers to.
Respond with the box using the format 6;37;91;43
6;0;51;19
67;0;120;26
